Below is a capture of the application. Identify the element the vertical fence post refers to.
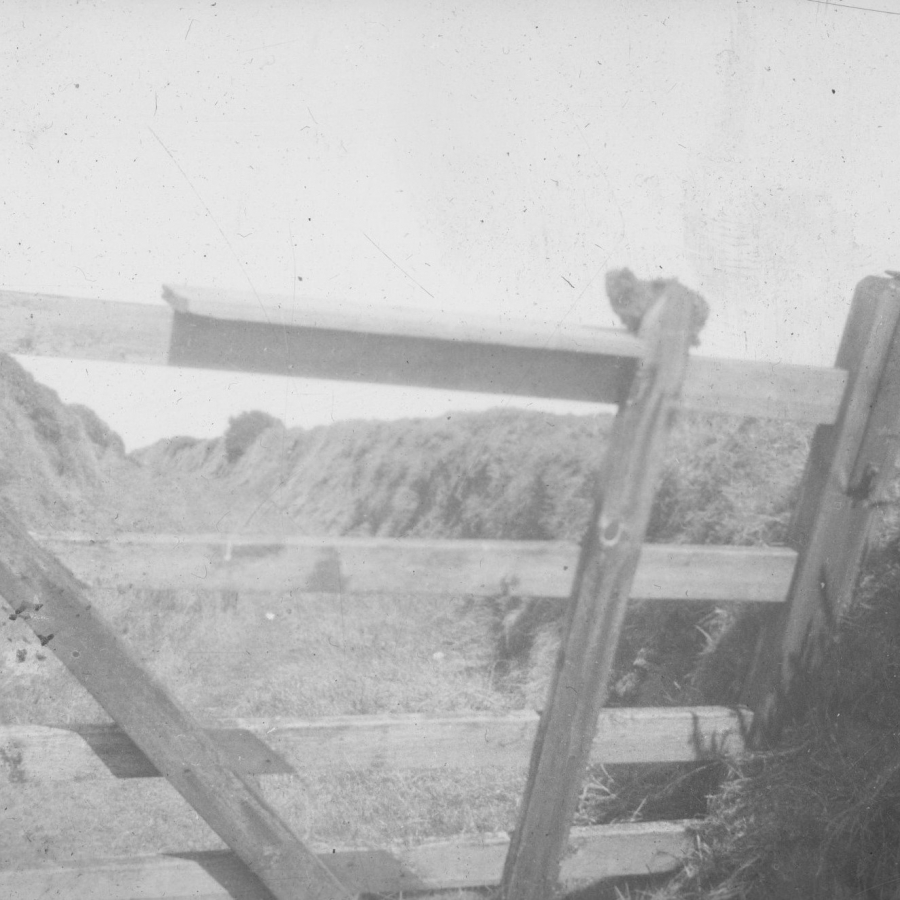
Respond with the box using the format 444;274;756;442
742;275;900;744
499;285;696;900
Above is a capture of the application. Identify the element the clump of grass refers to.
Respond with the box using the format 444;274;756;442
641;538;900;900
481;414;809;704
575;761;726;827
649;414;810;547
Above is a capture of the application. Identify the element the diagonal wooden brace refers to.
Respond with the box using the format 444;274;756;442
0;504;354;900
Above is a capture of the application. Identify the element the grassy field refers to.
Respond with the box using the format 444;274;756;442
1;583;529;867
2;398;833;895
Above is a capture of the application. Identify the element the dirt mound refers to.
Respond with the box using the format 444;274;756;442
0;353;280;536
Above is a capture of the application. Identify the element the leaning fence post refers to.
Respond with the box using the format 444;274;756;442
741;275;900;744
499;284;696;900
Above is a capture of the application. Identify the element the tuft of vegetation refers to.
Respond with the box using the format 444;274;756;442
70;404;125;455
165;435;203;454
28;402;64;445
483;414;810;713
224;410;283;463
649;415;810;546
640;539;900;900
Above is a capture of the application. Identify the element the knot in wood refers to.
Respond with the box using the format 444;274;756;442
600;518;623;547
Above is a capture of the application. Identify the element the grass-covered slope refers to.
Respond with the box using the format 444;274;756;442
136;409;615;540
647;543;900;900
135;409;809;548
0;353;290;536
133;409;814;715
0;354;123;532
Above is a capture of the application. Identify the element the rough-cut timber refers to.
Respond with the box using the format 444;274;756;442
0;287;847;422
742;276;900;743
1;706;750;783
163;283;846;421
0;505;353;900
38;532;797;603
500;286;696;900
165;290;638;406
0;821;694;899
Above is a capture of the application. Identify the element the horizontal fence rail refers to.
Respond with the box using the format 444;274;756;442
0;822;695;898
1;289;847;423
1;707;749;783
2;290;172;366
37;533;798;603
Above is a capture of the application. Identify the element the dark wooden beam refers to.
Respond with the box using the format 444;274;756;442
0;287;847;423
163;284;846;421
167;307;637;405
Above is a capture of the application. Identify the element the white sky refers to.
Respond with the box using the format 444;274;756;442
3;0;899;449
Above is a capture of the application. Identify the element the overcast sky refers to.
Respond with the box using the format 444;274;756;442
3;0;899;449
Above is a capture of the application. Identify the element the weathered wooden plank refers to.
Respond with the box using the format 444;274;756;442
0;821;694;898
0;290;172;365
742;276;900;743
163;283;646;358
501;284;697;900
0;506;353;900
38;532;797;603
0;723;294;782
164;284;845;422
682;355;846;423
166;301;637;407
0;288;846;423
0;707;750;783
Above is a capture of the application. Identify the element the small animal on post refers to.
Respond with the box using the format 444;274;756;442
606;268;710;346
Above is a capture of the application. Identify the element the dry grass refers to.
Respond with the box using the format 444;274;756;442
636;543;900;900
7;401;861;896
0;585;525;866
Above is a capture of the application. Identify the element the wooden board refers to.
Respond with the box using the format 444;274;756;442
681;355;846;423
38;532;797;603
0;290;171;366
501;286;696;900
0;821;695;898
742;275;900;742
1;287;846;423
1;707;750;783
0;506;353;900
162;284;647;358
164;284;846;422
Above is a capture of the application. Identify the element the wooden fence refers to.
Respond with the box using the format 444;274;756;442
2;274;899;899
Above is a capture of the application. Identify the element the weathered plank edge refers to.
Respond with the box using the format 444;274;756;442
0;707;751;783
0;821;696;898
2;289;845;423
162;283;646;357
36;532;798;603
